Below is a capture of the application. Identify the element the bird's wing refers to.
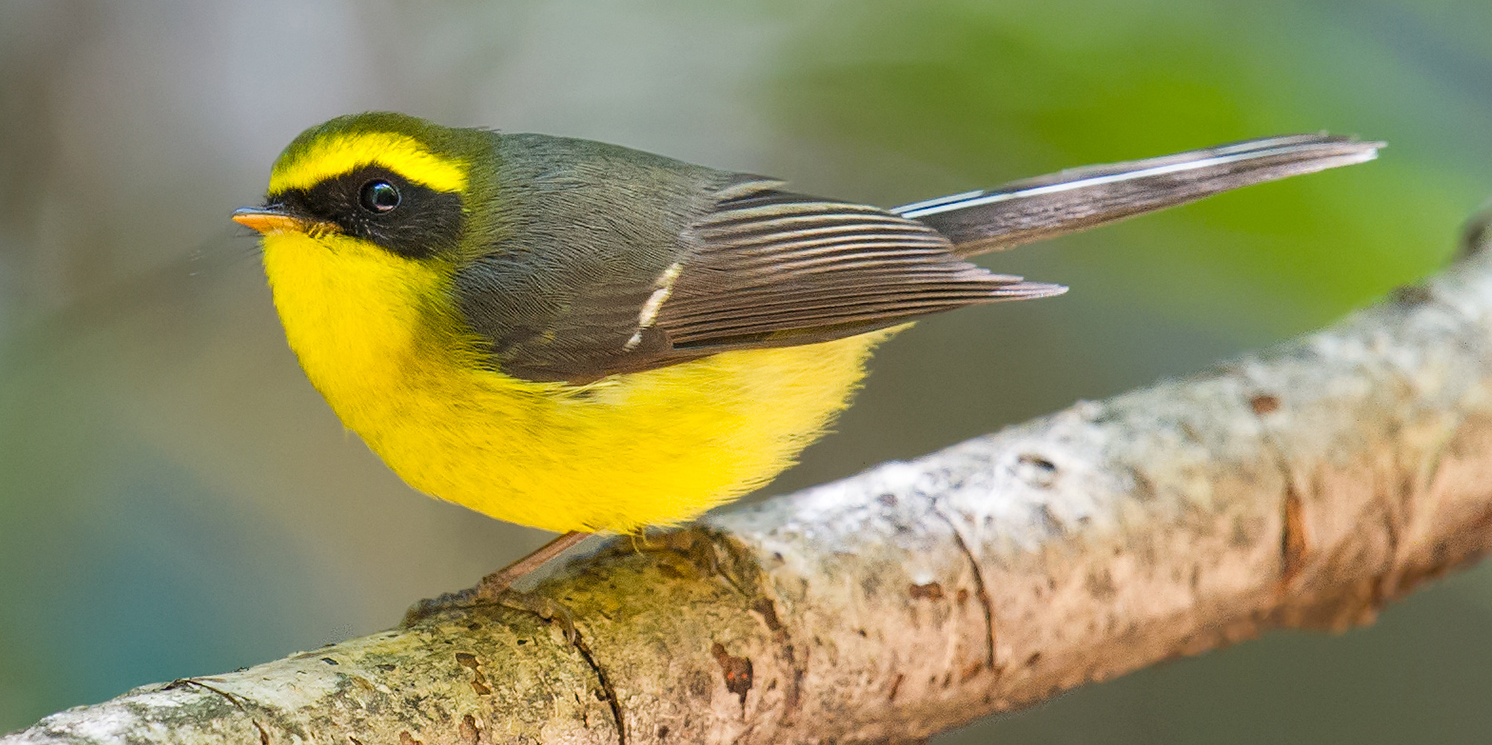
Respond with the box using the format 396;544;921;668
467;175;1060;385
652;187;1063;351
461;133;1379;384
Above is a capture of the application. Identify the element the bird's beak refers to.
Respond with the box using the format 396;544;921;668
232;206;308;235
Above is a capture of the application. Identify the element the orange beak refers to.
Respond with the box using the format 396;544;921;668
232;206;309;235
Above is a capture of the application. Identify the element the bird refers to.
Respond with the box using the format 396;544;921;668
233;112;1379;590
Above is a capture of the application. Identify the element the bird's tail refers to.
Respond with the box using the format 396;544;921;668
893;135;1382;257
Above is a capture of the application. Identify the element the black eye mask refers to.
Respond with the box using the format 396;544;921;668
271;165;464;259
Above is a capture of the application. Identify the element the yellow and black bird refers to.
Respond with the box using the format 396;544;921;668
233;112;1378;585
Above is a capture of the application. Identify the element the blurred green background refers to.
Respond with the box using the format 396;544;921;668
2;0;1490;741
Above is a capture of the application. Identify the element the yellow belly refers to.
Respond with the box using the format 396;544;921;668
262;232;892;533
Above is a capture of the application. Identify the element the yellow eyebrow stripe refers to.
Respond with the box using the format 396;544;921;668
269;132;468;194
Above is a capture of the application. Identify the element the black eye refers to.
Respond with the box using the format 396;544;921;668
359;180;401;213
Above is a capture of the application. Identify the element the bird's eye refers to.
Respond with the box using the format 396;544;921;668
359;180;401;213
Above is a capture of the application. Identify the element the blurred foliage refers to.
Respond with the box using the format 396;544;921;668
769;0;1481;331
2;1;1492;742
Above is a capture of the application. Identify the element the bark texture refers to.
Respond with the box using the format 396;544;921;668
9;238;1492;744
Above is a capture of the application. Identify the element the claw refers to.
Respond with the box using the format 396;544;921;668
488;587;580;645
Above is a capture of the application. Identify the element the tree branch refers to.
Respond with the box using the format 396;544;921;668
10;233;1492;744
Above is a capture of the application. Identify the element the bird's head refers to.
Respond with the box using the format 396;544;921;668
233;112;491;262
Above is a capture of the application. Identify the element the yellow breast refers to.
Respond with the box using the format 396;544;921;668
262;232;891;533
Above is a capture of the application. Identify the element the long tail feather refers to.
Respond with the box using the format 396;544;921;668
893;134;1382;257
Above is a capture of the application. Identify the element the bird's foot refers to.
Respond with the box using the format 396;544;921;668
477;581;579;645
404;531;591;634
401;587;479;626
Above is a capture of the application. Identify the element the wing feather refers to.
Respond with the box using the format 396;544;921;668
464;133;1063;383
651;189;1063;350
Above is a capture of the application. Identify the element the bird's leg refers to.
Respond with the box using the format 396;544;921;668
403;531;594;627
477;530;592;598
475;531;592;644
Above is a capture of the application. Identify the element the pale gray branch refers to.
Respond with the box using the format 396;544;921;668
9;235;1492;745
